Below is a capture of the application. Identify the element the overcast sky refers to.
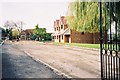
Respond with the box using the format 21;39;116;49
0;0;70;32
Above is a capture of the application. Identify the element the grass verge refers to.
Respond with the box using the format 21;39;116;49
53;42;100;49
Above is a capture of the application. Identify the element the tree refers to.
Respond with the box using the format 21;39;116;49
4;20;24;40
44;33;52;41
112;2;120;40
12;28;20;39
66;1;109;33
33;24;46;41
16;21;25;31
112;2;120;51
67;1;120;50
4;20;15;29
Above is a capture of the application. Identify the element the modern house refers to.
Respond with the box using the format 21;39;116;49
52;16;100;44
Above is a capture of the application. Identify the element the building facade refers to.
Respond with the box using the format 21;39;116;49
52;16;99;44
20;29;33;40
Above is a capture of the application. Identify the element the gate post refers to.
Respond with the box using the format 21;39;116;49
99;2;103;79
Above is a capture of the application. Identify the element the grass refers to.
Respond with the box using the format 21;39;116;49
53;42;100;49
103;44;120;51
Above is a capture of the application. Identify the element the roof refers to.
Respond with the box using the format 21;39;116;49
51;28;70;36
51;32;61;36
62;28;70;35
25;29;34;34
54;16;67;27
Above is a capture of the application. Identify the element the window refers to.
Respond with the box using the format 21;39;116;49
59;27;60;31
61;25;63;29
62;35;63;40
81;32;84;35
55;28;56;31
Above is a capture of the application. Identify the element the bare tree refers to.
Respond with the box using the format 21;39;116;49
16;21;25;32
4;20;15;29
4;20;25;40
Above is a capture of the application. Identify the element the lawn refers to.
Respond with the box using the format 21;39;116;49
53;42;100;49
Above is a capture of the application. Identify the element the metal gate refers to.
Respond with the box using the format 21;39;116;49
100;2;120;80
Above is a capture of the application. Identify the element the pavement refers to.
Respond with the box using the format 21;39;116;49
0;40;2;79
2;41;66;78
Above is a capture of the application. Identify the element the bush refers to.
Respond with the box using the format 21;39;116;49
31;34;37;40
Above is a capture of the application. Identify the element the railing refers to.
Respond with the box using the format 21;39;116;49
100;2;120;79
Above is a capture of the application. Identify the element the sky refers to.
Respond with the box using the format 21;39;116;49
0;0;70;32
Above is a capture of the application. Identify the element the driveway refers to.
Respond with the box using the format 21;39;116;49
15;41;101;78
2;41;65;78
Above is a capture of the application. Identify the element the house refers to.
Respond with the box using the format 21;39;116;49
25;29;33;40
20;30;26;40
52;16;99;44
20;29;33;40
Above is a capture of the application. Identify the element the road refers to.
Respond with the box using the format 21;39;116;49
2;41;65;78
14;41;101;78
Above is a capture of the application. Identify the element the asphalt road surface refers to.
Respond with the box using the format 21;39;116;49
14;41;101;78
2;41;65;78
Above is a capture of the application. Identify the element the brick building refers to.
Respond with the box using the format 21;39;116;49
52;16;100;44
20;29;33;40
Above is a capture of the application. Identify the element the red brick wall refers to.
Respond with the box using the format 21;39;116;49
70;30;100;44
93;33;100;44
